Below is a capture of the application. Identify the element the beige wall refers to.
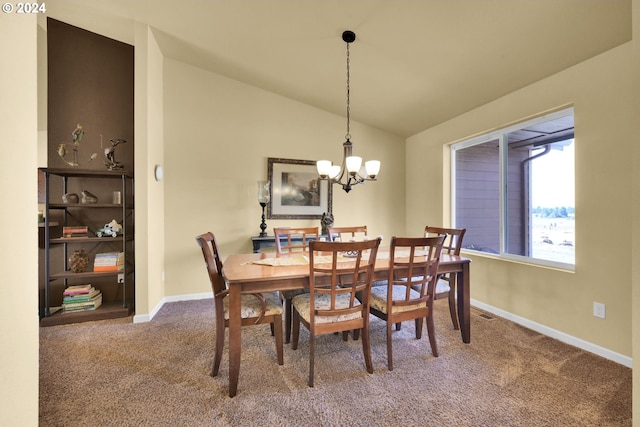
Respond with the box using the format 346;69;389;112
407;43;634;358
133;25;166;318
0;13;39;427
161;58;405;299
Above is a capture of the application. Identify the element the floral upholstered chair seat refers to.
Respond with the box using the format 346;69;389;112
400;275;451;294
368;285;427;314
222;291;283;320
292;293;362;324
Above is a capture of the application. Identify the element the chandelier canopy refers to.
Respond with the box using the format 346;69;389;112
317;30;380;193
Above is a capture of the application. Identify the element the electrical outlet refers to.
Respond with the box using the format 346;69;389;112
117;273;124;284
593;302;606;319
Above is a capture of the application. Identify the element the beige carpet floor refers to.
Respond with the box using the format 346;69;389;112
39;299;631;426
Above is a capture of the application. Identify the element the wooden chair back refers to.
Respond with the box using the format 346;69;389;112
327;225;368;242
308;238;381;327
274;227;319;253
388;235;446;303
195;232;226;296
424;225;466;255
424;225;466;330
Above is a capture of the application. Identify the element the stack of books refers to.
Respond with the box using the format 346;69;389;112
62;226;88;238
62;284;102;313
93;252;124;272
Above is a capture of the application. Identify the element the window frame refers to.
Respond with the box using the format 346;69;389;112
450;107;575;271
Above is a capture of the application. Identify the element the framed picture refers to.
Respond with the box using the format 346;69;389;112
267;158;332;219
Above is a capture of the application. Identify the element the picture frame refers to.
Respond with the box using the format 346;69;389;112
267;158;332;219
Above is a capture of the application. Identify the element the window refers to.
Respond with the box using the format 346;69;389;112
452;108;574;268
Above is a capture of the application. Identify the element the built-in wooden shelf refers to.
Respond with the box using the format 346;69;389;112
49;270;124;280
40;302;132;327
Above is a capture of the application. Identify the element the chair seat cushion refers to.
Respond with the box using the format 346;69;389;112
404;276;450;294
292;293;362;324
369;285;425;314
222;291;283;320
435;279;451;294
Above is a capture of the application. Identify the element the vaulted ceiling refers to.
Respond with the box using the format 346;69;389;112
47;0;631;137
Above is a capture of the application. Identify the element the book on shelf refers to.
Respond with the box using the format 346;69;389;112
63;287;100;303
62;284;94;296
62;293;102;313
93;252;124;272
62;226;89;238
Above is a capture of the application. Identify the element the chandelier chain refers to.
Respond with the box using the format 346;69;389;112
345;41;351;140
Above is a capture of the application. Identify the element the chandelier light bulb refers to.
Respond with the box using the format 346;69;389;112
365;160;381;178
316;160;332;178
346;156;362;174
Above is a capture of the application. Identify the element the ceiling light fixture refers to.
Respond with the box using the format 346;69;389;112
317;30;380;193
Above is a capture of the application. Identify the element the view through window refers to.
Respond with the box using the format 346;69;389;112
529;140;574;264
452;108;574;268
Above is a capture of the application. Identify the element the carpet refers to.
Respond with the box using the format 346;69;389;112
39;299;631;426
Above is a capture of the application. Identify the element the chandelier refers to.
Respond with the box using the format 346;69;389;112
317;30;380;193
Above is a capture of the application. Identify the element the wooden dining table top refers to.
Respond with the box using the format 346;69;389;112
223;248;470;286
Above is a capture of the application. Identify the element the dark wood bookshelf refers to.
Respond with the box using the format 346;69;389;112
42;168;133;178
40;168;134;325
50;236;125;244
48;203;134;209
39;302;132;327
50;270;124;280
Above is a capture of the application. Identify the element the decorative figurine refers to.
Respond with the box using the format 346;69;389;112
69;249;89;273
81;190;98;204
62;193;79;204
103;138;126;170
321;211;334;236
57;124;98;167
95;219;123;238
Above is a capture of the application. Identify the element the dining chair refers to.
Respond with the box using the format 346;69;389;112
195;232;284;379
291;238;381;387
328;226;380;292
366;235;445;371
424;226;466;330
327;225;368;242
273;227;320;344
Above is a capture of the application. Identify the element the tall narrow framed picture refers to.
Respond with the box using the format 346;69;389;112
267;158;332;219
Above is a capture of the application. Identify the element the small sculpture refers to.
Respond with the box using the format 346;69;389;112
104;138;126;170
321;211;334;236
62;193;79;204
57;124;98;167
69;249;89;273
95;219;123;238
81;190;98;204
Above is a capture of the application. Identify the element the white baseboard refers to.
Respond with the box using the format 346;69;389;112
133;292;212;324
471;299;632;368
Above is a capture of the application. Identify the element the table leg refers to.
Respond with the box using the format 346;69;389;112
457;262;471;343
228;284;242;397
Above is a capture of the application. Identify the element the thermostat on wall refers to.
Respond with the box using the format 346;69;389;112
154;164;163;181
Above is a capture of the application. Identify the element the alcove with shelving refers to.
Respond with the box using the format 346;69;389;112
38;18;135;325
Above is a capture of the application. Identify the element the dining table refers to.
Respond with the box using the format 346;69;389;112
221;248;471;397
